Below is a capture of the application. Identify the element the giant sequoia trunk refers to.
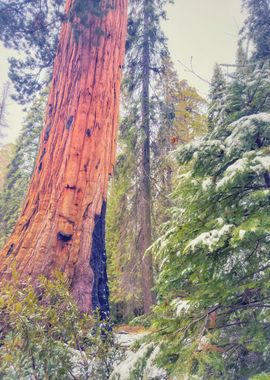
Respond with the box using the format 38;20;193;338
138;0;155;314
0;0;128;314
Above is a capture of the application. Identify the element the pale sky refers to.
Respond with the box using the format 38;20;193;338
0;0;244;144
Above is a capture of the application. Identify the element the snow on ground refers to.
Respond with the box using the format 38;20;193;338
110;329;168;380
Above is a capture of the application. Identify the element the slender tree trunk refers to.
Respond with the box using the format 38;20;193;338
138;0;155;313
0;82;10;136
0;0;128;315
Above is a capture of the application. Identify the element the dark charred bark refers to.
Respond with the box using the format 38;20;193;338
90;201;110;320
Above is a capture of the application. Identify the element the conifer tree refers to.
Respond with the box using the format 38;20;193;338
107;55;206;321
0;92;46;248
208;64;227;129
243;0;270;61
107;0;173;315
0;82;9;140
151;1;270;378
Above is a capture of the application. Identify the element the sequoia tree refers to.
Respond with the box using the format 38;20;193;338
0;0;128;315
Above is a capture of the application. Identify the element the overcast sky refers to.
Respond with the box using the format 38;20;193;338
0;0;244;144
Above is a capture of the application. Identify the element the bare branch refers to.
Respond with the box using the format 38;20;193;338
177;57;210;85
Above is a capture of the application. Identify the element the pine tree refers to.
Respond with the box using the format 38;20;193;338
208;63;227;129
152;113;270;380
243;0;270;61
106;107;143;320
107;55;206;321
152;63;207;235
107;0;173;315
151;2;270;378
225;56;270;124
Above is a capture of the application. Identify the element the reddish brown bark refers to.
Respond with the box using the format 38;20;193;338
0;0;128;313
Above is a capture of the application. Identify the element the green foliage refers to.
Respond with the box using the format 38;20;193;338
107;97;143;322
0;91;46;248
107;51;206;322
69;0;114;41
225;59;270;124
0;143;15;190
0;0;116;103
151;113;270;379
0;272;121;380
242;0;270;61
0;0;65;103
107;0;175;321
70;0;113;21
251;374;270;380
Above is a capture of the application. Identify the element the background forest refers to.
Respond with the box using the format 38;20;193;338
0;0;270;379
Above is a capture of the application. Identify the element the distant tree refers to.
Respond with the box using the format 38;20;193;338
107;54;206;321
152;61;206;233
108;0;172;315
0;92;46;248
118;0;179;314
208;64;227;129
0;82;10;140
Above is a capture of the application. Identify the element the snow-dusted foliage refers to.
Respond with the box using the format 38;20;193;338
185;224;234;252
151;107;270;378
150;53;270;376
144;2;270;379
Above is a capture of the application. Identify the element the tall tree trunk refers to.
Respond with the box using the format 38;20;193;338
0;0;128;315
0;82;10;136
138;0;155;313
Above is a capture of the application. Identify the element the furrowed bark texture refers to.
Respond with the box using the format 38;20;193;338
138;0;155;314
0;0;128;313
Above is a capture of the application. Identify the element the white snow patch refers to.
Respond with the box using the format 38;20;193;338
217;158;247;189
160;257;168;270
144;346;168;379
250;113;270;123
171;299;190;317
185;225;234;252
239;230;246;240
231;112;270;125
256;155;270;171
225;113;270;157
202;177;212;191
110;343;151;380
216;218;224;226
109;332;168;380
217;152;270;189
